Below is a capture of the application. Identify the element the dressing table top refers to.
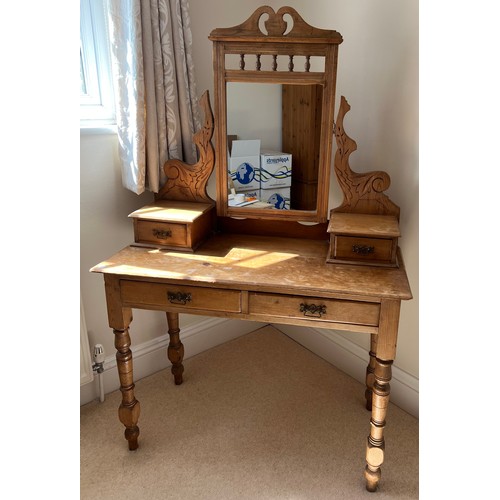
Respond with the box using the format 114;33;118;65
91;234;411;301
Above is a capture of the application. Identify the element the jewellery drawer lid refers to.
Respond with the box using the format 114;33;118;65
327;212;400;238
128;200;214;223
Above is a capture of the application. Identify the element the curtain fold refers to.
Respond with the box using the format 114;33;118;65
108;0;201;194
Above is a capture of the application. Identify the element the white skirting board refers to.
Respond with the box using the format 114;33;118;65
80;317;265;406
80;298;94;387
81;318;419;418
273;324;419;418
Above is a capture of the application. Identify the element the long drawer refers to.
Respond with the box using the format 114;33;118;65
121;281;241;313
248;292;380;326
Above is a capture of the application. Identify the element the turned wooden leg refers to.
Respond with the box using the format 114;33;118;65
114;326;141;451
365;334;378;411
166;312;184;385
364;357;392;492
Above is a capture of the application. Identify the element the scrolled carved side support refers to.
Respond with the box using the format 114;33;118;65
155;90;215;203
333;96;400;219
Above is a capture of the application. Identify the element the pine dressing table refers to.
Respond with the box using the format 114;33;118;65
91;6;412;493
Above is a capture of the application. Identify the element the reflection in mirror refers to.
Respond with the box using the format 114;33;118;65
227;83;282;150
226;82;322;212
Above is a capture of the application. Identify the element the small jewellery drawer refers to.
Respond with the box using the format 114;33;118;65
335;236;395;262
121;281;241;313
327;212;400;267
248;292;380;326
134;220;188;247
128;200;215;251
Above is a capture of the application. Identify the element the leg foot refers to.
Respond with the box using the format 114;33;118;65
166;312;184;385
364;465;381;492
124;425;140;451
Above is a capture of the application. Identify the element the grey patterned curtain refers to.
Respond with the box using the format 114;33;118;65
108;0;201;194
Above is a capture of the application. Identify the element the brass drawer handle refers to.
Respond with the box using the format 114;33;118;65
300;303;326;318
167;292;192;305
153;228;172;239
352;244;374;255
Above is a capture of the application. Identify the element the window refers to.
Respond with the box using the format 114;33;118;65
80;0;115;126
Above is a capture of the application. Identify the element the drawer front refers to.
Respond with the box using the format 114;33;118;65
335;236;394;262
248;293;380;326
121;281;241;313
135;220;188;247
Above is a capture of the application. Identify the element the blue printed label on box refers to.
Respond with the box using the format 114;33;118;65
260;151;292;188
229;140;261;191
260;187;291;210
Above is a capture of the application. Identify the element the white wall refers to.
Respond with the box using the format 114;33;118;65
81;0;418;408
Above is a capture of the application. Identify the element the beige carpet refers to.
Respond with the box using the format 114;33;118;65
81;325;418;499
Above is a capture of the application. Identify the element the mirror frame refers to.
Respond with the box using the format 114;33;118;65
209;6;342;223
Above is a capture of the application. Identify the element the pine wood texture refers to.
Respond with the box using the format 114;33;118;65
104;275;140;451
91;234;412;302
91;7;414;493
155;91;215;204
365;357;393;492
216;217;328;240
328;213;400;237
130;91;216;253
166;312;184;385
210;6;342;222
333;96;400;219
93;233;412;492
128;200;215;251
120;281;242;313
209;5;342;43
247;292;380;326
365;334;378;410
282;84;322;210
327;213;400;267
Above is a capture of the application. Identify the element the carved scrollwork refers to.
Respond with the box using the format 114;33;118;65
333;96;400;219
209;6;342;42
155;91;215;204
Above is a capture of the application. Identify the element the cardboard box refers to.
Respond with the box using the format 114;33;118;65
260;150;292;189
229;140;261;191
260;187;291;210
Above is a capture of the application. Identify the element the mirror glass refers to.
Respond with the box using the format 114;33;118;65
225;82;322;213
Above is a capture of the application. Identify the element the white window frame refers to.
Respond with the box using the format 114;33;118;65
80;0;115;127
